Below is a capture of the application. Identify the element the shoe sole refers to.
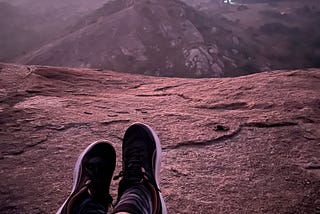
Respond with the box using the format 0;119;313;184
133;122;167;214
56;141;115;214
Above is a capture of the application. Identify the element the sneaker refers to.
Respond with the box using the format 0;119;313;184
57;141;116;214
114;123;167;214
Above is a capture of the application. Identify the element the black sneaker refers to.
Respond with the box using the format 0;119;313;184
57;141;116;214
114;123;167;214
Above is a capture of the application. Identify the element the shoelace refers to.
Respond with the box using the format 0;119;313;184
114;144;144;181
113;145;160;192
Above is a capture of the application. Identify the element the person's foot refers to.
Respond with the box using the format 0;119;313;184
57;141;116;214
114;123;167;214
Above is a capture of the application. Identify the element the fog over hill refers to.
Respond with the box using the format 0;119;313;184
0;0;104;61
0;0;104;11
1;0;320;77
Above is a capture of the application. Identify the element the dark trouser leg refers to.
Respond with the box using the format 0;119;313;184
112;184;153;214
74;196;107;214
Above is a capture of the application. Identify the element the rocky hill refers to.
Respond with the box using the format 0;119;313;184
18;0;230;78
12;0;320;78
0;63;319;213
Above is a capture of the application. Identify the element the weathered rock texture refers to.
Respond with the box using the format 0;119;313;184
0;63;320;213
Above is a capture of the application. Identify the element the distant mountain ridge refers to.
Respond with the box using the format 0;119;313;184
6;0;320;77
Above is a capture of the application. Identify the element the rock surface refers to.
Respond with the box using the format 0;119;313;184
0;63;320;213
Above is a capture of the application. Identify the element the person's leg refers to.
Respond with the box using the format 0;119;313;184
57;141;116;214
112;123;167;214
